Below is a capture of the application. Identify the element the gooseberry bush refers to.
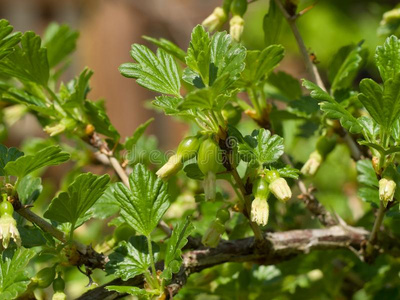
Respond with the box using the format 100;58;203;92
1;0;400;299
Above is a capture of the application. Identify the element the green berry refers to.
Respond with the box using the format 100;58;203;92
265;170;280;183
53;274;65;292
177;135;202;162
33;266;56;288
231;0;247;16
216;208;230;223
316;135;336;158
197;138;222;175
252;177;270;200
0;201;14;216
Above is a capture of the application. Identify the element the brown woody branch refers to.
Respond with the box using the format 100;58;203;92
77;225;375;299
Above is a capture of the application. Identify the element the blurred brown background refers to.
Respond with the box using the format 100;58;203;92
2;0;225;149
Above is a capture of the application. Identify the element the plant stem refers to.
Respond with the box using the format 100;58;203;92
368;201;386;246
247;87;262;115
230;167;264;241
109;156;129;187
273;0;325;90
146;235;159;289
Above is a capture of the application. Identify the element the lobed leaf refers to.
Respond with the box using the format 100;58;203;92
162;217;194;280
0;248;36;300
113;163;170;236
44;173;110;228
106;236;159;280
0;31;49;86
4;145;69;177
120;45;181;97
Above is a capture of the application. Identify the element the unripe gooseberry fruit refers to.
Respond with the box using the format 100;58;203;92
230;0;247;16
0;201;14;216
216;208;230;223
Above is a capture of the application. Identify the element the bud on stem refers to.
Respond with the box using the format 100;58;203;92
265;170;292;202
197;137;223;201
202;7;227;32
156;135;202;179
251;177;270;226
379;177;396;207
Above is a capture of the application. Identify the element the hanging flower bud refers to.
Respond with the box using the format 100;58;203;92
52;292;67;300
197;138;223;201
266;170;292;202
301;151;323;176
251;177;270;226
251;198;269;226
156;135;202;179
229;15;245;42
156;154;182;180
0;201;20;249
44;118;76;137
202;219;225;248
379;178;396;207
202;7;227;32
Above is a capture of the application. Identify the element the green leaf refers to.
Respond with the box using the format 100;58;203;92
106;236;159;280
120;45;181;97
358;74;400;128
125;118;154;151
113;163;170;236
16;175;42;205
162;217;194;280
183;162;204;180
64;68;93;105
0;248;36;300
19;226;47;248
240;45;284;86
358;187;379;206
84;100;120;140
0;144;23;176
152;95;184;115
263;0;284;46
0;32;49;86
43;23;79;68
0;20;21;61
277;166;299;179
89;184;120;220
143;35;186;62
319;102;362;134
180;79;238;110
329;43;365;91
105;286;147;296
185;25;211;85
375;35;400;82
185;25;246;87
358;116;380;141
266;71;302;101
44;173;110;228
4;145;69;177
239;129;284;166
287;96;319;118
356;159;378;188
302;79;334;102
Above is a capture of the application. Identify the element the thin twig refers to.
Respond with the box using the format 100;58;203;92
274;0;362;161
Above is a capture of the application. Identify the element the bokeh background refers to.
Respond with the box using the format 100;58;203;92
2;0;397;149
